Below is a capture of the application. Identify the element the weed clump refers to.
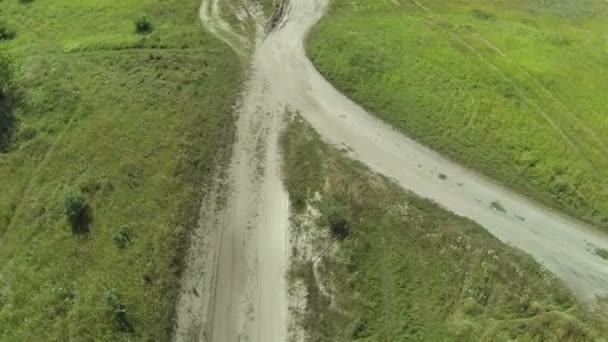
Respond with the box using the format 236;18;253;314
471;9;495;20
134;16;153;35
63;190;91;234
0;20;15;41
490;200;506;213
0;44;15;150
105;289;134;333
113;225;134;250
595;248;608;260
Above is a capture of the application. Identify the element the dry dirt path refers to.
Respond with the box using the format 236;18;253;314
175;0;608;340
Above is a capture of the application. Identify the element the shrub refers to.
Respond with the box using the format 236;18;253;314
63;190;91;234
134;16;153;35
0;20;16;41
0;45;14;96
471;9;495;20
105;289;133;333
0;45;15;151
321;199;350;240
113;226;134;250
596;248;608;260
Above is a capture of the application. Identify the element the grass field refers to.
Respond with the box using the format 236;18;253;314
0;0;240;340
281;116;608;341
308;0;608;229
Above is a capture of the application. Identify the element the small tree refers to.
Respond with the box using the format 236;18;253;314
134;16;153;35
63;190;90;234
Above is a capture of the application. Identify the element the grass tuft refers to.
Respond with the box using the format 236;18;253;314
490;200;506;213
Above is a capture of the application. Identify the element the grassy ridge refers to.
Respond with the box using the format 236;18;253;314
308;0;608;229
0;0;239;340
282;116;608;341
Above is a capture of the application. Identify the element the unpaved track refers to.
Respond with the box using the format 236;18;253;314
176;0;608;340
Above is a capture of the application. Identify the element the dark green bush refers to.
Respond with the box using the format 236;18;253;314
134;16;153;35
321;199;350;240
63;190;91;234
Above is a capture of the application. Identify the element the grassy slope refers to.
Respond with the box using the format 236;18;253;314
282;116;608;341
0;0;239;340
308;0;608;229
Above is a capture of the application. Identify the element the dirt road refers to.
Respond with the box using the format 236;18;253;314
175;0;608;340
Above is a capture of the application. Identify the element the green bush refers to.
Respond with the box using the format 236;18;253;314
134;16;153;35
113;225;134;250
0;44;15;150
0;20;15;41
105;289;133;333
0;45;13;96
321;199;350;240
63;190;91;234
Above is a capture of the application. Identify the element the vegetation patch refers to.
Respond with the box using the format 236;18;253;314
490;200;506;213
0;44;15;150
63;190;92;235
0;0;240;340
282;117;607;341
134;15;153;35
595;248;608;261
308;0;608;230
0;20;16;41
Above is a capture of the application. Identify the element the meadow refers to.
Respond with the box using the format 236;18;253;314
282;116;608;341
308;0;608;229
0;0;240;340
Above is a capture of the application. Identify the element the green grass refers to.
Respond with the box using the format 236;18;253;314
0;0;240;340
308;0;608;230
281;116;607;341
